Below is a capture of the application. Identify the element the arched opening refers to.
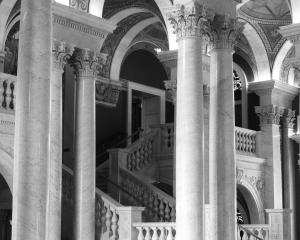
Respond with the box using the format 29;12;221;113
0;174;12;240
237;184;263;224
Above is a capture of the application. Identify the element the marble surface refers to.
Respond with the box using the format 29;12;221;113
176;36;204;240
209;48;236;240
73;51;96;240
12;0;53;239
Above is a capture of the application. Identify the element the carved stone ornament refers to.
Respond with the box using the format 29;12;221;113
208;14;245;50
164;80;177;104
283;108;296;129
236;168;265;196
255;105;284;126
168;3;214;40
71;48;108;78
69;0;90;12
52;40;75;72
280;58;300;85
95;79;122;108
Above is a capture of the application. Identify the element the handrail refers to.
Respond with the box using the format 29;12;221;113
96;128;143;160
238;224;264;240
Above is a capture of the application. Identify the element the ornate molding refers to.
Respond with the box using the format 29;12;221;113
255;105;284;126
53;14;106;39
71;48;108;78
52;40;75;72
237;169;265;196
95;78;122;108
69;0;90;12
168;3;214;40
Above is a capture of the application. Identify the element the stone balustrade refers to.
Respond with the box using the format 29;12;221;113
119;169;176;222
235;127;258;156
237;224;269;240
133;222;176;240
152;123;260;156
0;73;16;114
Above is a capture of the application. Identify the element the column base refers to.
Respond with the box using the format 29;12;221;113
266;209;292;240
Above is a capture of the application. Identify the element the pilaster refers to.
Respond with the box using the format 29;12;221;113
266;209;292;240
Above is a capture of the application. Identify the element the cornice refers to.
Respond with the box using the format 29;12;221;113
52;2;116;37
157;50;177;63
248;80;299;97
279;23;300;39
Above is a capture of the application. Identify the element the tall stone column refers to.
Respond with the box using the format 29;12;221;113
72;48;100;240
48;41;73;240
168;3;212;240
12;0;53;239
282;109;296;240
208;14;241;240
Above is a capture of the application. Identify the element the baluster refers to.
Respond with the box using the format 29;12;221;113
145;226;151;240
148;193;154;219
152;227;159;240
1;80;7;109
105;206;112;238
159;199;165;221
127;154;132;171
101;205;108;234
164;203;170;221
135;150;140;170
140;144;145;168
6;80;11;110
236;131;240;151
9;81;14;110
153;195;159;221
166;226;173;240
159;227;166;240
170;205;176;222
137;227;144;240
252;135;256;153
111;210;118;240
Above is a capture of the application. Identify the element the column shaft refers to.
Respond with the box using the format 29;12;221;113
176;29;204;240
73;49;97;240
12;0;52;239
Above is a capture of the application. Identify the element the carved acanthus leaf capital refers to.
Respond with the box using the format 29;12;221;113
255;105;284;126
168;3;214;40
208;14;244;50
164;80;177;104
52;40;75;72
71;48;108;78
283;108;296;129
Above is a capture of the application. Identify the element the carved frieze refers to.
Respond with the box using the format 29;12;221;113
255;105;284;126
69;0;90;12
236;168;265;196
95;80;121;108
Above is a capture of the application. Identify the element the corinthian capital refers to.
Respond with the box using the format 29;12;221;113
168;3;214;40
255;105;284;126
52;40;74;72
71;48;108;78
283;108;296;129
164;80;177;104
208;14;244;50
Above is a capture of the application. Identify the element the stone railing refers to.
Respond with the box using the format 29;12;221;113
109;131;157;174
238;224;269;240
152;123;260;156
235;127;258;156
0;73;16;114
62;165;144;240
119;168;176;222
133;222;176;240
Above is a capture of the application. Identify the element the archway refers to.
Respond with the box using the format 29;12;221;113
237;183;264;224
0;174;12;240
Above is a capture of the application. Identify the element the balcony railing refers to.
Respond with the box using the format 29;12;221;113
0;73;16;115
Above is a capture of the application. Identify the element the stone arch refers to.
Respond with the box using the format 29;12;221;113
110;17;160;80
272;40;293;81
237;181;264;224
0;0;18;50
0;148;13;193
242;21;271;82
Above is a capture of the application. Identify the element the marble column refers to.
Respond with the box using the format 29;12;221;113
48;40;73;240
72;48;99;240
0;51;5;72
168;3;211;240
282;109;296;240
255;105;284;208
208;14;241;240
12;0;53;239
